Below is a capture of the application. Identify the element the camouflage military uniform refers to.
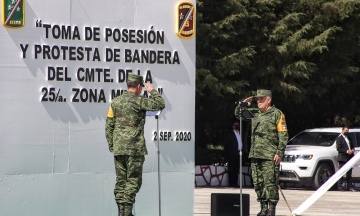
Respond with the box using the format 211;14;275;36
106;75;165;215
235;92;288;206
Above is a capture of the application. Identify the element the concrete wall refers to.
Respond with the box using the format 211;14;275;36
195;165;253;187
0;1;195;215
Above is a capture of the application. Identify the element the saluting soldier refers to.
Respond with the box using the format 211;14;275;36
106;74;165;216
235;89;288;216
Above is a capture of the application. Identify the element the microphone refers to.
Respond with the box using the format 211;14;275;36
235;101;251;106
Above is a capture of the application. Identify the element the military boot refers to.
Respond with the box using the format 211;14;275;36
116;203;124;216
124;203;134;216
266;202;276;216
256;201;268;216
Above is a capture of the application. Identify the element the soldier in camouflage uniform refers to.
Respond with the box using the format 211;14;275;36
235;90;288;216
106;74;165;216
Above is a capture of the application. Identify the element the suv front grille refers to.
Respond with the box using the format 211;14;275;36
281;155;296;163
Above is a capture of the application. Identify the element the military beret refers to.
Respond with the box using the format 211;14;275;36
128;74;145;87
253;89;272;98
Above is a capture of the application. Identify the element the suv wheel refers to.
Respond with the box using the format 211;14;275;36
312;163;333;190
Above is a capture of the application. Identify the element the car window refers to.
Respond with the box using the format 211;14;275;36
288;132;338;146
348;133;357;147
353;132;360;147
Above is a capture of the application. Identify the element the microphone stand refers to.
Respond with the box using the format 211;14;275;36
146;110;162;216
235;102;253;216
238;105;243;216
156;112;161;216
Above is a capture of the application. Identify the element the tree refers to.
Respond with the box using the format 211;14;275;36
196;0;360;149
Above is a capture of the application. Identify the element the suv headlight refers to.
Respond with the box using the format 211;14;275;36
296;155;313;160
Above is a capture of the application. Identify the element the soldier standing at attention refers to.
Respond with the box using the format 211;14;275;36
106;74;165;216
235;90;288;216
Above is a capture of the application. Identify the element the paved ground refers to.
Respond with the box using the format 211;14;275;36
194;187;360;216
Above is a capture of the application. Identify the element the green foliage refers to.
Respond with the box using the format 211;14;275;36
195;148;227;165
196;0;360;148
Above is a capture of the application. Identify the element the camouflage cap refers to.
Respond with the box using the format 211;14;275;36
253;89;272;98
128;74;145;87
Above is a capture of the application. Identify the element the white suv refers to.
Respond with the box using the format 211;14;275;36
279;127;360;189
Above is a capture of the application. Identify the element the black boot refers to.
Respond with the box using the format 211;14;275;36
266;202;276;216
116;203;123;216
124;203;134;216
346;180;354;191
337;180;344;191
256;201;268;216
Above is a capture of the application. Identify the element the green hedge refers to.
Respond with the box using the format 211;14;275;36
195;148;227;165
195;148;251;166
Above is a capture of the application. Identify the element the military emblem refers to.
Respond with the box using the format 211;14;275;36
177;2;195;38
2;0;24;28
277;113;288;132
107;105;114;118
